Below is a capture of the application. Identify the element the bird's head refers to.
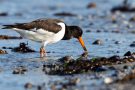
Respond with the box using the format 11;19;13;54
70;26;87;52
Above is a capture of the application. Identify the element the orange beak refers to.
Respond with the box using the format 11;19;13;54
77;37;87;51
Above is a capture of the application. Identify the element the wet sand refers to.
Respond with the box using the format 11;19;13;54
1;0;135;90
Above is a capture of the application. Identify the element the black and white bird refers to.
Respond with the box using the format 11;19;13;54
2;18;87;57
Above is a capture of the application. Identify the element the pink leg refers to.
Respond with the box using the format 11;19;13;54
40;47;46;57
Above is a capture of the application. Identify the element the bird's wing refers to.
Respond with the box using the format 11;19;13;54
2;19;63;33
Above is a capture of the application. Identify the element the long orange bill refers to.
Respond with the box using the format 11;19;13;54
77;37;87;51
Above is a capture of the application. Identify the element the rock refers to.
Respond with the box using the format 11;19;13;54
0;49;7;54
109;55;120;61
81;51;88;57
130;41;135;47
12;42;35;53
2;46;13;49
123;65;129;69
87;2;96;8
58;56;74;63
111;0;135;12
124;51;132;56
94;66;108;72
86;30;91;32
54;12;77;17
24;82;33;89
114;41;121;44
96;30;101;32
13;66;27;74
129;16;135;22
37;85;42;90
92;39;103;45
0;12;8;16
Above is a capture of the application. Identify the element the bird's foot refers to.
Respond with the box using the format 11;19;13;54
40;47;46;58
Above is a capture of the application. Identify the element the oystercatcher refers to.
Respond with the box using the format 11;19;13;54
2;18;87;57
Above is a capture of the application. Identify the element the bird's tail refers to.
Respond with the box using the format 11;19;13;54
2;23;26;29
2;24;16;29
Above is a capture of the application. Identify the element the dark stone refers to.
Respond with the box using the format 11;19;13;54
54;12;77;17
12;42;35;53
24;83;33;89
13;66;27;74
37;85;42;90
0;12;8;16
123;65;129;69
129;16;135;22
111;0;135;12
96;30;101;32
109;55;120;60
94;66;108;72
58;56;74;63
86;30;91;32
115;41;121;44
130;41;135;47
124;51;132;56
92;39;103;45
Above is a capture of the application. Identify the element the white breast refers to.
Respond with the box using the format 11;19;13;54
50;22;65;43
12;22;65;44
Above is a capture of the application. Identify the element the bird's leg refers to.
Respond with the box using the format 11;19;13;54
40;46;46;57
40;41;48;57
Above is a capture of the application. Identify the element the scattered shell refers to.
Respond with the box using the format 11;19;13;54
104;77;113;84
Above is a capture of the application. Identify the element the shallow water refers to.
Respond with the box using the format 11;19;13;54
0;0;135;90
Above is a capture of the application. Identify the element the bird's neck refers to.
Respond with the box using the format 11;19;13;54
62;26;73;40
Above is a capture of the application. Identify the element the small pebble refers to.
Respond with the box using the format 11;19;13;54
24;82;33;89
58;56;74;63
87;2;96;8
86;30;91;32
104;77;113;84
37;85;42;90
129;16;135;22
109;55;120;60
114;41;121;44
130;41;135;47
54;12;77;17
0;49;7;54
12;66;27;74
92;39;103;45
